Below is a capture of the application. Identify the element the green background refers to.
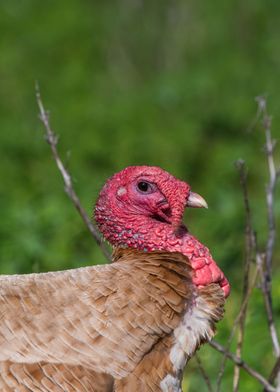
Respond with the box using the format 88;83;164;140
0;1;280;390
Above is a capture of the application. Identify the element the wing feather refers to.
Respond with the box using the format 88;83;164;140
0;361;113;392
0;250;192;379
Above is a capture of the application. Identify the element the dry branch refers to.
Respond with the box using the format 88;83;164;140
233;159;256;391
215;265;259;391
195;354;213;392
216;161;258;391
35;84;111;261
210;341;276;392
255;96;280;359
215;97;279;392
254;96;280;390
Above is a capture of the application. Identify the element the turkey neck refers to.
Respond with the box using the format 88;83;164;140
102;216;212;269
98;214;229;296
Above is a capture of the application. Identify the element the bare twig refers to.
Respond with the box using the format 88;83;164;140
269;357;280;387
216;160;258;392
255;96;279;359
35;84;111;261
215;98;279;392
195;354;213;392
215;266;259;391
210;340;276;392
233;160;256;391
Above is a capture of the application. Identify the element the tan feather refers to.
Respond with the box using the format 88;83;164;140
0;250;194;389
0;362;113;392
114;283;225;391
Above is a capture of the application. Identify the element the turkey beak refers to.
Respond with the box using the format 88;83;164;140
186;191;208;209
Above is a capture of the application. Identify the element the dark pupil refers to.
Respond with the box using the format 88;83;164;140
138;181;149;192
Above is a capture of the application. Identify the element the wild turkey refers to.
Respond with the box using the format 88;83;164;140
0;166;229;391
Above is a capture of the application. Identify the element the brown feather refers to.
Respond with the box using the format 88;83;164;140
0;362;113;391
0;249;193;389
114;283;225;391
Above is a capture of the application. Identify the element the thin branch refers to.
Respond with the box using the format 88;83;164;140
210;341;276;392
35;84;111;261
216;98;279;392
233;160;256;391
268;357;280;387
255;96;279;358
215;160;258;392
195;354;213;392
215;266;259;391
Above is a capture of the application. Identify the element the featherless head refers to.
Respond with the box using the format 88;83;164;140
95;166;207;245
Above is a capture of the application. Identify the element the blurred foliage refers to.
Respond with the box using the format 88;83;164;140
0;1;280;390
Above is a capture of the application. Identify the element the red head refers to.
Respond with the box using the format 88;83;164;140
95;166;230;297
95;166;207;248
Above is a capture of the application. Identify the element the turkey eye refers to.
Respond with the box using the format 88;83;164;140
137;181;150;192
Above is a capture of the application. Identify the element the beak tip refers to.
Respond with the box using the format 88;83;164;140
187;191;208;209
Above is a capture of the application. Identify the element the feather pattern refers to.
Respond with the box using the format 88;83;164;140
0;362;113;392
0;249;195;390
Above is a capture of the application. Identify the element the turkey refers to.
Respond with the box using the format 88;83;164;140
0;166;230;391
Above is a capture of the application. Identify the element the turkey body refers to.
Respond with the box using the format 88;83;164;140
0;166;229;391
0;250;224;391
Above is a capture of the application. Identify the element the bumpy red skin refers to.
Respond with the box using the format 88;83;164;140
95;166;230;297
